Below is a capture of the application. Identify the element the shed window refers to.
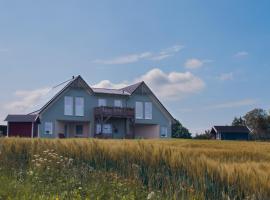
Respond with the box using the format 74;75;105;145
114;100;122;107
135;102;143;119
161;127;168;138
75;97;84;116
98;99;106;107
144;102;152;119
44;122;53;135
64;96;73;115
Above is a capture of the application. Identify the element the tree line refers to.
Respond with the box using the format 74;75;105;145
172;108;270;140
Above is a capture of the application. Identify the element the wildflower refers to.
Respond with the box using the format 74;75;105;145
147;191;155;200
78;187;82;190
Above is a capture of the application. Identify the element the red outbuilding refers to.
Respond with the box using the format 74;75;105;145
5;114;40;137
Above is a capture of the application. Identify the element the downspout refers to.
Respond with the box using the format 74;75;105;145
7;122;9;137
31;122;34;138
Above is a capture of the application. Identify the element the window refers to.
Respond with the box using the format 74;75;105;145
64;96;73;115
103;124;112;134
96;124;112;134
75;97;84;116
44;122;53;135
135;102;143;119
144;102;152;119
98;98;106;107
161;127;168;138
114;99;122;107
96;124;102;134
75;125;83;135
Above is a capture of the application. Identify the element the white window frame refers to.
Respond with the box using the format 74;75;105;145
96;124;102;134
64;96;73;116
75;97;84;116
144;102;152;119
96;123;112;134
135;101;143;119
103;124;112;134
114;99;122;107
98;98;107;107
161;126;168;138
44;122;53;135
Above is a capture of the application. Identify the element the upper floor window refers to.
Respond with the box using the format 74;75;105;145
114;99;122;107
64;96;73;115
135;101;143;119
75;97;84;116
144;102;152;119
98;98;106;107
161;126;168;138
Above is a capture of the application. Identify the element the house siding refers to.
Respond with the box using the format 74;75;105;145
37;80;172;139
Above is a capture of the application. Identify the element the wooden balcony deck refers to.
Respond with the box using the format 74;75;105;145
94;106;135;119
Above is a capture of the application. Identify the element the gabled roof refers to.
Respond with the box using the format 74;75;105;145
212;126;250;134
121;82;143;94
92;88;130;95
5;114;39;122
37;75;93;114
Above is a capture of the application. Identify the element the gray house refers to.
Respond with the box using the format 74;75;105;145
5;76;175;139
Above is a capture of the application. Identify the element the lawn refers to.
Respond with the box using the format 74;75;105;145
0;138;269;199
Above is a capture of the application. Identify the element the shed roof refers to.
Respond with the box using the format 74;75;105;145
5;114;39;122
212;126;250;133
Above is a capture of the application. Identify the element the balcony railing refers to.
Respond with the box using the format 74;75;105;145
94;106;135;118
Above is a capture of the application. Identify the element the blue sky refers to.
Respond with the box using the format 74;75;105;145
0;0;269;134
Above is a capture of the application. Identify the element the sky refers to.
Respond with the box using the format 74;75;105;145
0;0;270;134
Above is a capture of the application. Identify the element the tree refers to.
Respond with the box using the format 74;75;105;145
243;108;269;140
172;119;192;139
232;117;246;126
193;129;213;139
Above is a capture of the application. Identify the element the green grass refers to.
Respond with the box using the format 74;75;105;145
0;138;270;199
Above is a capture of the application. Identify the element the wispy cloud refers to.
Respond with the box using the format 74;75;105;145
4;87;51;113
93;45;184;65
184;58;213;69
93;68;205;100
205;99;257;109
218;72;233;81
234;51;248;58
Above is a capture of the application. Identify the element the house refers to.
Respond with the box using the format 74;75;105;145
0;125;7;136
210;126;250;140
5;75;175;139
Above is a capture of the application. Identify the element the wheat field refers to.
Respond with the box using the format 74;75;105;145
0;138;269;199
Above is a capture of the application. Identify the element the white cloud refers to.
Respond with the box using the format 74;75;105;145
218;72;233;81
4;87;51;113
184;58;213;69
93;45;184;65
234;51;248;57
93;68;205;100
92;80;127;89
205;99;257;109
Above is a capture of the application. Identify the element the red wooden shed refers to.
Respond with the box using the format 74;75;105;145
5;114;40;138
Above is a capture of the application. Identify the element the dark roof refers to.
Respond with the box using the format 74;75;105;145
5;114;39;122
92;88;130;95
121;82;143;94
212;126;250;133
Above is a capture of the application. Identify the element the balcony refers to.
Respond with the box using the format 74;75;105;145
94;106;135;119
